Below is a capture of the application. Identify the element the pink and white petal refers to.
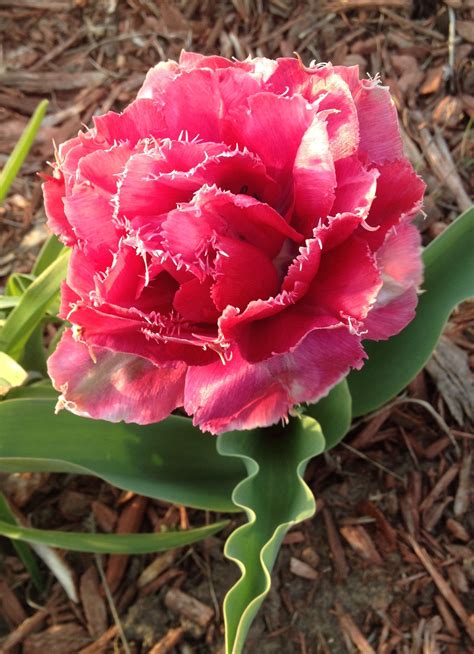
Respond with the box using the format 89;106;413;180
292;116;336;237
314;73;359;161
65;247;98;298
361;160;426;250
363;221;422;340
333;65;360;93
353;80;403;164
137;59;180;100
364;286;418;341
376;221;422;292
161;69;223;141
60;134;103;194
49;330;186;424
58;281;81;320
185;327;365;434
331;155;378;218
42;173;76;246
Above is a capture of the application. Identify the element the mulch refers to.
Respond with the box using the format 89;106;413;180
0;0;473;652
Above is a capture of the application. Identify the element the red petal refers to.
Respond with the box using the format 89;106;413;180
173;277;219;323
211;235;280;311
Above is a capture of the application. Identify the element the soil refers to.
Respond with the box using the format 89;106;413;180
0;1;473;653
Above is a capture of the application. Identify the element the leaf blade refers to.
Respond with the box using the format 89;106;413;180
217;416;325;654
0;399;245;512
0;100;48;204
0;518;228;554
0;250;69;360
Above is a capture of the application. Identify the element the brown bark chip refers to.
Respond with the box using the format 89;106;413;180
164;589;214;628
79;566;108;638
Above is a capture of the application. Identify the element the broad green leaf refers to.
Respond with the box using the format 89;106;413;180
0;399;245;513
0;518;228;554
33;234;66;276
348;207;474;416
0;100;48;204
3;379;58;400
0;353;28;396
0;250;69;360
217;415;325;654
0;493;44;592
305;379;351;450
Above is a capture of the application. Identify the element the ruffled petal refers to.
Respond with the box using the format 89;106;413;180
331;155;378;217
77;143;133;195
49;330;186;424
94;98;167;146
42;173;76;246
184;327;365;434
220;213;363;361
224;92;314;201
353;80;403;164
364;221;422;340
63;187;120;264
173;277;219;323
361;160;426;250
211;235;280;311
292;116;336;237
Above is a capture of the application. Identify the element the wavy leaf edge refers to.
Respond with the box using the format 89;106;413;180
217;415;325;654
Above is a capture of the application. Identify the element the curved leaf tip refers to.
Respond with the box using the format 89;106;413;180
217;416;325;654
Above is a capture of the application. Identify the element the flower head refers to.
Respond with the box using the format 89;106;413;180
45;52;425;434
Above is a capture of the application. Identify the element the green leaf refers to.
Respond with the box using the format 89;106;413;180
0;250;69;360
217;416;325;654
0;296;21;310
5;273;35;297
0;518;228;554
0;493;44;592
0;399;245;513
348;207;474;416
0;100;48;204
33;235;66;276
0;353;28;396
305;379;352;450
3;380;58;401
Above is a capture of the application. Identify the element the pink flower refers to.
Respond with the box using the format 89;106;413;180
44;53;425;434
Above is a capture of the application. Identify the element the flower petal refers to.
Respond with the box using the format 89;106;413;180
361;160;426;250
185;327;365;434
364;221;422;340
211;235;280;311
42;173;76;246
49;330;186;424
292;116;336;237
353;80;403;164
